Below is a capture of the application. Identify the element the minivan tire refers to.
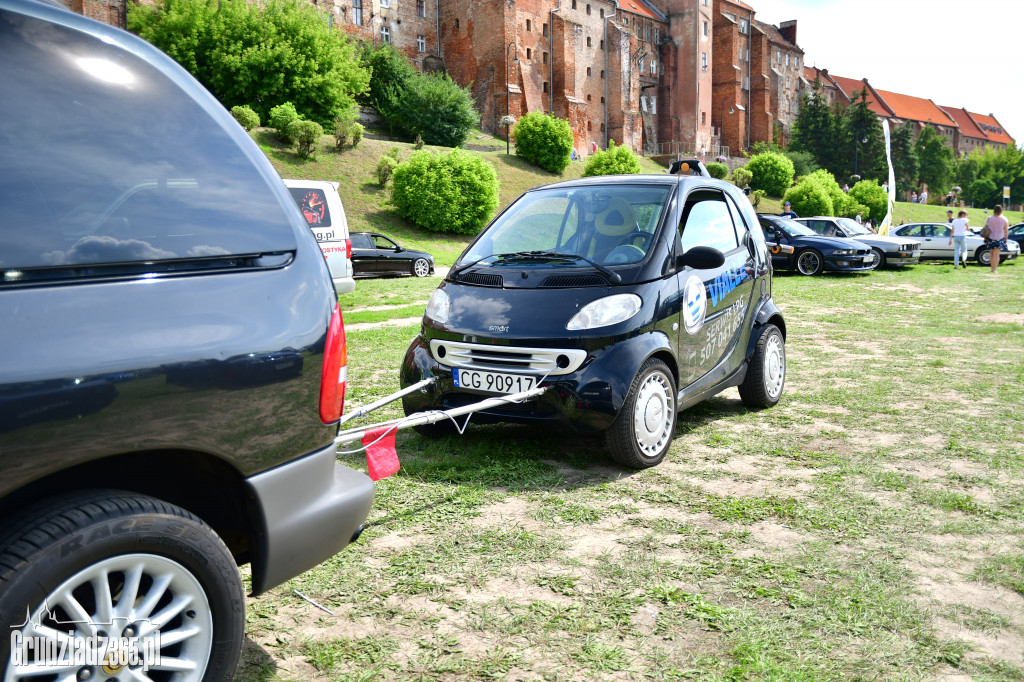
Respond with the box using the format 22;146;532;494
605;358;677;469
0;490;243;680
738;324;786;408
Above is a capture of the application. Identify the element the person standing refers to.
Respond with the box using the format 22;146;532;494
982;205;1009;273
948;210;970;270
779;201;798;219
946;209;954;224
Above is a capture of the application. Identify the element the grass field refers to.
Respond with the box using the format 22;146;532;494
235;255;1024;681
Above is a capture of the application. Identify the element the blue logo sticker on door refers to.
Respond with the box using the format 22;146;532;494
683;274;707;335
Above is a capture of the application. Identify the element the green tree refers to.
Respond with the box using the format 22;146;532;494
968;178;999;208
783;178;832;218
972;145;1024;205
513;112;574;173
839;91;885;182
746;151;795;197
391;150;499;234
848;179;888;221
128;0;369;127
790;80;840;175
397;73;480;148
359;43;417;136
890;121;919;196
914;125;954;195
583;140;643;176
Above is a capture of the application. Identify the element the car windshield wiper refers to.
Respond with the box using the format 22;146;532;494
497;250;622;284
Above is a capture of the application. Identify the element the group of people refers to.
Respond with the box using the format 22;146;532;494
948;205;1010;273
910;190;929;204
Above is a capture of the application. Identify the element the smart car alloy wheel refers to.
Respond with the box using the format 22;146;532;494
606;358;677;469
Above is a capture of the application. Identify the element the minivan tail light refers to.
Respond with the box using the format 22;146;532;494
345;238;352;259
319;304;347;423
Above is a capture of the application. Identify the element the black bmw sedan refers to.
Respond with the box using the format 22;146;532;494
757;214;875;275
400;167;787;469
351;231;435;278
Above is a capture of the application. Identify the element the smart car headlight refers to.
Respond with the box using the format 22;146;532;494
425;289;450;324
566;294;642;330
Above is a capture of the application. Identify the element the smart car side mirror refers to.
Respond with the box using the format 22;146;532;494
677;246;726;270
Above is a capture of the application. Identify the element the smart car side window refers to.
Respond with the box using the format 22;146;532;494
679;194;739;253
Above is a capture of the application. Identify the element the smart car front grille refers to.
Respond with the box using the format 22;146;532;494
540;274;607;287
429;340;588;376
460;273;504;287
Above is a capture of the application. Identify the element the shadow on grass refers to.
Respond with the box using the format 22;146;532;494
233;637;277;682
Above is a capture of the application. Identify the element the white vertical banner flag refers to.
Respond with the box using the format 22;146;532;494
879;119;896;235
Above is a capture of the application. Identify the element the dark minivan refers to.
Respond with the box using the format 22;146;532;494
0;1;373;677
400;168;787;469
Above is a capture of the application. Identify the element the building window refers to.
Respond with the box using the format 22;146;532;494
353;0;362;25
644;24;650;42
543;23;548;36
600;122;605;131
777;50;782;63
651;60;657;75
600;96;605;103
526;48;532;59
587;36;592;47
587;94;592;101
739;18;747;33
586;4;591;15
600;69;605;78
543;81;549;93
651;97;657;114
416;0;425;17
744;76;749;90
587;66;592;76
701;52;707;71
417;34;426;52
653;27;658;42
639;60;644;74
588;120;593;131
455;18;459;30
785;54;790;66
702;111;706;125
786;77;790;88
702;20;708;37
381;25;390;43
641;97;647;112
572;0;576;7
599;8;604;18
600;39;604;50
795;56;800;67
380;0;389;7
526;19;531;32
543;51;548;64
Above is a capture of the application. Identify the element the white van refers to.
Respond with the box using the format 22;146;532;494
283;179;356;293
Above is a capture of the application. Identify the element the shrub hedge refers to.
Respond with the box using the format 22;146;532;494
391;150;499;234
513;112;574;173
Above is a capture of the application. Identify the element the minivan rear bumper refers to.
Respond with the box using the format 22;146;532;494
334;276;356;294
245;442;374;595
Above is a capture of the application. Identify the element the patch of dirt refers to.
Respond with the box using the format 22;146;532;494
746;520;810;550
976;313;1024;325
346;316;423;331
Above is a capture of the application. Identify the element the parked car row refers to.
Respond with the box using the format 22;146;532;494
758;214;1019;275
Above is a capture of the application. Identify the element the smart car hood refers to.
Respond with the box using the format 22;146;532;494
426;281;615;342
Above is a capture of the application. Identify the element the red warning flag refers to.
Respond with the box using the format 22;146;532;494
362;426;400;481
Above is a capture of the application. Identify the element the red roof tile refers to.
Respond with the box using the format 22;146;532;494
873;88;956;127
940;106;986;139
968;112;1014;145
828;74;889;116
619;0;664;21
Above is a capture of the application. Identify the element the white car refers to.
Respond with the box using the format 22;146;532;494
892;222;1020;267
283;179;356;293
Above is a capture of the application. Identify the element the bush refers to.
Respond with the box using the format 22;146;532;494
731;166;752;189
706;162;729;180
386;146;402;161
848;179;888;221
784;178;832;218
270;102;301;143
748;189;765;208
359;43;417;135
746;152;795;197
397;73;480;147
783;150;818;177
583;140;642;177
230;105;260;131
288;120;323;159
805;169;854;216
391;149;499;234
350;122;363;148
376;155;398;186
128;0;369;127
513;112;574;173
333;106;359;149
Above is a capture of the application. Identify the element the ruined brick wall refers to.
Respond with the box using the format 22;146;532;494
747;27;772;146
606;19;642;153
60;0;125;27
659;0;713;155
332;0;438;70
711;0;750;152
440;0;510;133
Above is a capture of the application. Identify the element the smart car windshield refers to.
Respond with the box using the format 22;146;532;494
463;185;672;268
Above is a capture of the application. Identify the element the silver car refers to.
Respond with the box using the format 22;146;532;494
795;217;921;269
892;222;1020;267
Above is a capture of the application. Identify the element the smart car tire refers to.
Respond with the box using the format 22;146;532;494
869;248;886;270
413;258;431;278
738;324;786;409
795;249;824;276
0;490;243;681
605;358;677;469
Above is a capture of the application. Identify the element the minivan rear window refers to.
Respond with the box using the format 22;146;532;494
288;188;333;228
0;10;296;278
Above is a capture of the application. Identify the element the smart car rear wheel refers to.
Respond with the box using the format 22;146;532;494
412;258;430;278
0;490;243;682
605;358;676;469
738;324;785;408
795;249;824;276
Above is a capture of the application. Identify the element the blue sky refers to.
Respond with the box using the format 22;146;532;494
755;0;1024;151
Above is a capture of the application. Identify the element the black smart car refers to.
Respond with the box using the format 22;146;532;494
757;214;875;275
400;168;786;469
